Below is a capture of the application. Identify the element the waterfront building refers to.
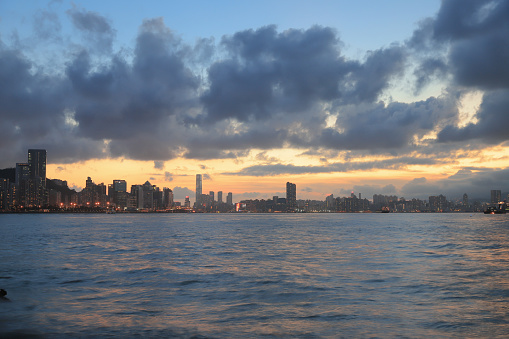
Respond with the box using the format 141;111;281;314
110;180;128;209
227;192;233;205
48;189;62;207
0;178;12;210
325;194;335;211
196;174;202;206
130;185;143;209
217;191;223;203
28;149;47;207
429;194;448;212
286;182;296;210
81;177;107;207
142;181;154;209
15;163;30;207
491;190;502;204
163;188;173;208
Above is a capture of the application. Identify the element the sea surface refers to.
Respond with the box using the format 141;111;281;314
1;213;509;338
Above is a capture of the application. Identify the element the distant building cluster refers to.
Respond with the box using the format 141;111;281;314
239;192;493;213
0;149;506;213
0;150;236;212
0;149;48;210
193;174;233;212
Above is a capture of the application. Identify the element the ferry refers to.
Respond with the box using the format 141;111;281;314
484;202;507;214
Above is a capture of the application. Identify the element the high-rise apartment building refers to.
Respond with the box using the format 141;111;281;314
111;179;128;209
196;174;202;206
491;190;502;204
286;182;296;210
163;188;173;208
28;149;46;185
227;192;233;205
113;180;127;192
15;162;30;207
28;149;47;207
217;191;223;203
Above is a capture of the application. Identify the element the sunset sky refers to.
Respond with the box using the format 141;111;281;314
1;0;509;203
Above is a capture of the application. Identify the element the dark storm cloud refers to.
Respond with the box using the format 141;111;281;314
66;18;200;161
0;43;107;167
198;25;405;125
413;57;448;94
438;90;509;144
316;97;457;150
2;0;509;174
410;0;509;145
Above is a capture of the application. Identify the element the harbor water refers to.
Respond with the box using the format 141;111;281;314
1;213;509;338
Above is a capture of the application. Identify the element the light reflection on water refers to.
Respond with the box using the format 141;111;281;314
1;213;509;337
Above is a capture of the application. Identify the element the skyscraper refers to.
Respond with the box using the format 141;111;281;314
113;180;127;192
28;149;47;185
111;180;128;209
15;162;30;207
491;190;502;204
286;182;296;210
217;191;223;203
196;174;202;206
27;149;47;207
163;188;173;208
227;192;233;205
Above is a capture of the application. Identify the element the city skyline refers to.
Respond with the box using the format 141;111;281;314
1;1;509;201
0;148;506;213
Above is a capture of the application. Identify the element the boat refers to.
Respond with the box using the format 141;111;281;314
484;202;507;214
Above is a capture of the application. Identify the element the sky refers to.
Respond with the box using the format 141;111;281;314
1;0;509;203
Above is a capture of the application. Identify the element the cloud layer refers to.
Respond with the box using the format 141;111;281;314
1;1;509;200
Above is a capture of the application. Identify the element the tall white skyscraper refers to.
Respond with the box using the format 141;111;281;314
196;174;202;205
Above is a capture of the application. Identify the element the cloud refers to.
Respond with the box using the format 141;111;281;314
431;0;509;90
67;6;116;53
409;0;509;147
164;172;173;182
196;25;405;126
226;156;449;176
316;96;458;151
1;0;509;201
33;9;62;41
401;177;440;197
172;186;194;200
154;161;164;170
438;90;509;144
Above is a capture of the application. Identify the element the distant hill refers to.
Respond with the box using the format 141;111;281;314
47;179;77;196
0;168;15;182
